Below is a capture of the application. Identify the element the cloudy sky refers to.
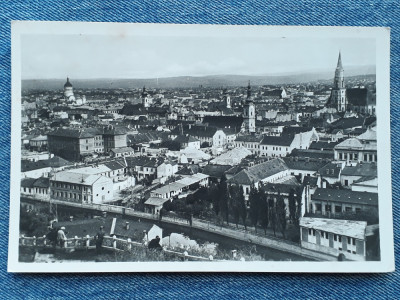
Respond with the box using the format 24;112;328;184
21;34;376;79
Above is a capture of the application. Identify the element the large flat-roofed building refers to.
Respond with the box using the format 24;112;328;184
300;217;367;261
50;170;113;204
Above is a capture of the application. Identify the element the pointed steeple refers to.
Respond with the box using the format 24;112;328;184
336;51;343;69
247;80;251;99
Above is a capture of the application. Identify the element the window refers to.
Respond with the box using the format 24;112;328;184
345;207;352;212
364;154;368;161
334;234;337;241
338;236;342;243
352;239;356;246
335;205;342;213
312;230;315;236
309;229;312;235
347;237;351;244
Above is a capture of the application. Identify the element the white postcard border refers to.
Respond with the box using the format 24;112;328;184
8;21;394;273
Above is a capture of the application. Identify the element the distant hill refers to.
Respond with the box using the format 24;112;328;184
22;65;375;90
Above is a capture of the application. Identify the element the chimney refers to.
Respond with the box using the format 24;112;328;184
70;216;74;222
102;211;107;218
322;181;327;189
125;221;130;230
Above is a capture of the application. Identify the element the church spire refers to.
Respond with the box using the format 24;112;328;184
336;51;343;69
247;80;251;99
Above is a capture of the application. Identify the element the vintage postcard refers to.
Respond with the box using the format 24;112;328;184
8;21;394;272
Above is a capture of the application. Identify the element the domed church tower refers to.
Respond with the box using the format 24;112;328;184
64;77;75;101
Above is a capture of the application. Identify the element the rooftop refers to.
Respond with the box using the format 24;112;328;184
300;217;367;240
341;162;377;177
51;171;111;186
227;158;289;185
311;188;378;206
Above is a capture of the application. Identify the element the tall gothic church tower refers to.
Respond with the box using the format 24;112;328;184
243;81;256;134
331;52;347;112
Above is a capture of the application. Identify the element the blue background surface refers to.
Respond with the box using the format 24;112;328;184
1;1;399;299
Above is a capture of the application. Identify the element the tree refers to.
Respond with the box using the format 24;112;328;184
160;140;181;151
294;187;303;227
259;189;269;235
238;186;247;230
219;182;229;224
249;184;259;232
208;183;220;216
228;185;241;228
201;141;210;148
276;192;287;239
268;198;277;237
20;206;50;237
288;188;296;224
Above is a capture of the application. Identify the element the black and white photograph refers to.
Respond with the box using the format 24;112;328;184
8;21;394;272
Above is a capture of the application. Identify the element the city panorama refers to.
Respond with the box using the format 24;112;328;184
19;43;379;263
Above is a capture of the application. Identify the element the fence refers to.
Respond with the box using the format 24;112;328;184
23;196;337;261
19;235;214;262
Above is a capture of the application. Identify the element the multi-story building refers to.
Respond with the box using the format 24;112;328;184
102;125;127;153
47;128;96;161
308;188;378;216
50;170;113;204
334;127;377;163
227;158;290;201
